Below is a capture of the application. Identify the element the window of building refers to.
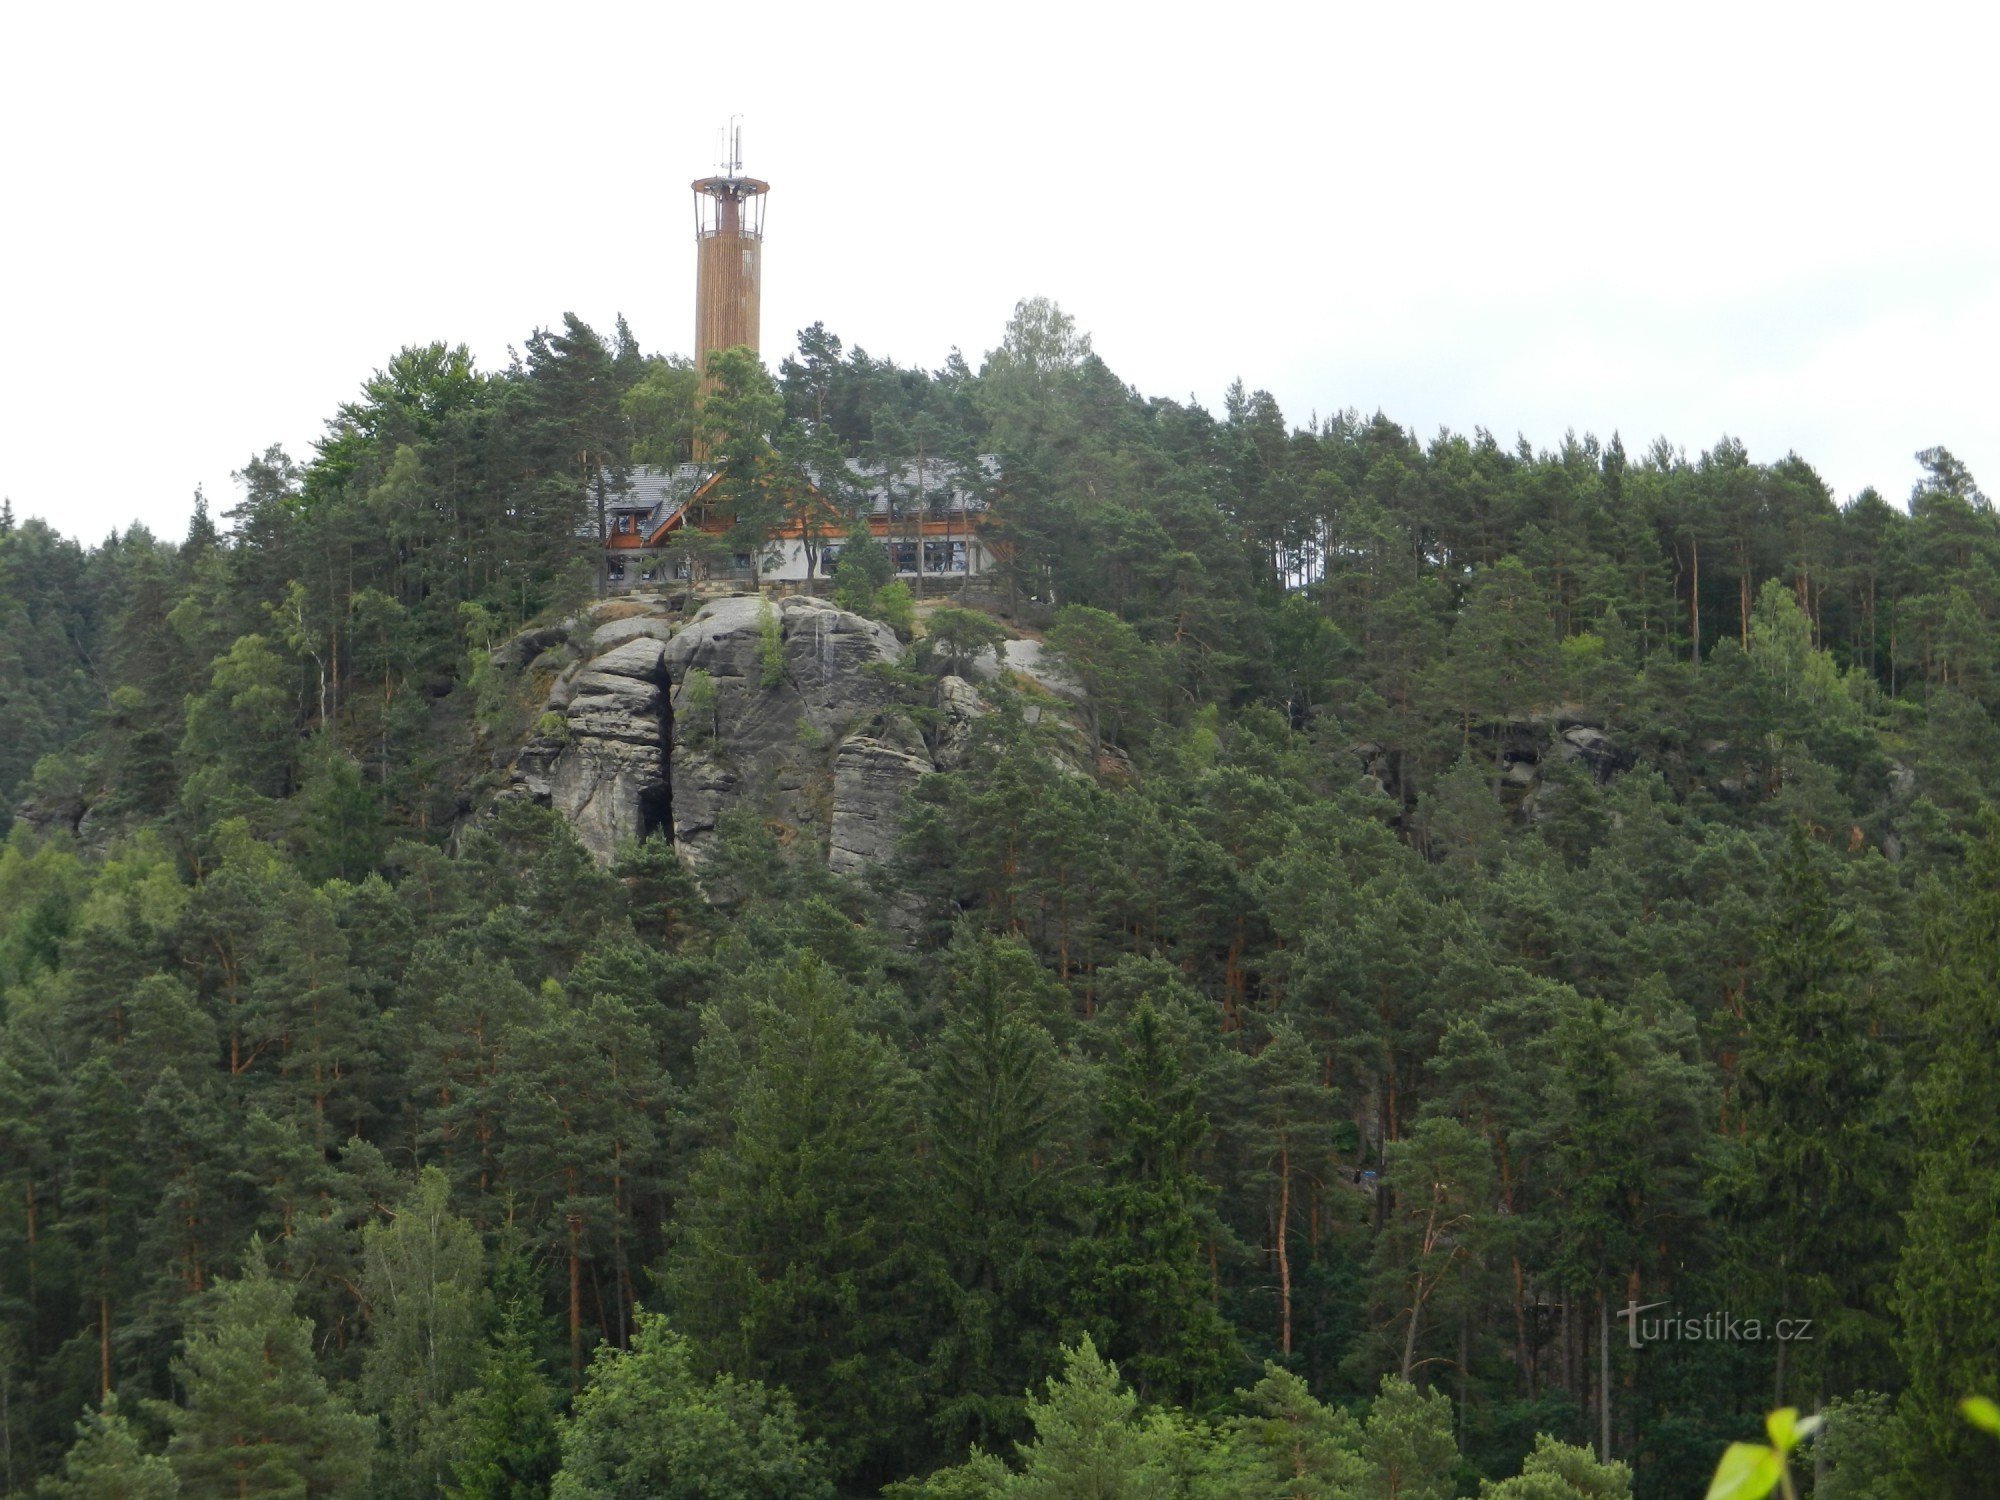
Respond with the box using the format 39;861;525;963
923;539;968;573
891;542;919;574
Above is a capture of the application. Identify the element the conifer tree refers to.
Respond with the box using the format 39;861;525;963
662;958;925;1482
158;1242;374;1498
1357;1376;1458;1500
1731;826;1900;1402
1220;1364;1369;1498
1892;822;2000;1492
438;1265;561;1500
1067;1003;1240;1406
358;1168;487;1499
923;936;1077;1449
37;1396;179;1499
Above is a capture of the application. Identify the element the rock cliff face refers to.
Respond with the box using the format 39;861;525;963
498;594;949;883
661;595;915;872
508;635;674;861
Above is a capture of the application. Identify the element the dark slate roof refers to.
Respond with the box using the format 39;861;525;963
599;463;710;537
599;454;999;542
826;454;999;517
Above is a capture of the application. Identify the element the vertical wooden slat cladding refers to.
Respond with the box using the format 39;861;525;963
695;232;760;370
690;171;768;460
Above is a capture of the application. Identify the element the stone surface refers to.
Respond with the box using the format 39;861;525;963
591;615;676;651
662;595;908;872
506;635;672;863
1556;724;1630;781
966;637;1079;698
828;737;934;876
489;622;570;672
1888;760;1916;804
931;674;988;771
493;594;1063;910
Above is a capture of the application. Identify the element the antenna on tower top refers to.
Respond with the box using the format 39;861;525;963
715;114;742;177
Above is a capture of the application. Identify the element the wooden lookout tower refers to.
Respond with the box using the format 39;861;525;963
691;119;769;394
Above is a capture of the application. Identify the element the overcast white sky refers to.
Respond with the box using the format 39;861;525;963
3;1;1995;543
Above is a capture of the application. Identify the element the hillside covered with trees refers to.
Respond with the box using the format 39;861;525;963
2;300;1998;1498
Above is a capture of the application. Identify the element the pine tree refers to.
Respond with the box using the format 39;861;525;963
1066;1003;1240;1406
158;1243;374;1498
662;958;925;1483
438;1272;561;1500
1476;1433;1630;1498
37;1396;179;1499
923;936;1077;1449
1892;822;2000;1492
1357;1376;1458;1500
1731;826;1900;1402
358;1169;487;1499
1220;1364;1368;1498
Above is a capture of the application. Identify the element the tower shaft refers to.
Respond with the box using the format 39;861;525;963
691;158;770;460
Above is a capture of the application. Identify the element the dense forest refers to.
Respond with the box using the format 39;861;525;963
2;298;1998;1498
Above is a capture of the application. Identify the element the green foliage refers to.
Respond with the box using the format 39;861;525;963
1701;1407;1819;1500
678;666;718;747
1066;1003;1240;1406
1045;605;1161;755
622;355;699;467
871;579;917;640
1892;820;2000;1491
697;347;788;576
1358;1377;1459;1500
157;1242;375;1498
550;1311;829;1500
661;958;925;1482
436;1253;561;1500
1218;1363;1368;1496
904;1338;1188;1500
37;1397;179;1499
11;301;2000;1500
358;1168;486;1498
756;597;785;688
922;935;1076;1450
1813;1392;1897;1500
922;607;1008;677
1479;1434;1631;1498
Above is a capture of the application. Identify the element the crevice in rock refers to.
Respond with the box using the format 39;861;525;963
638;667;674;842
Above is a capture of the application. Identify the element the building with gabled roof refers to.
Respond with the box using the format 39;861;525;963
601;454;999;590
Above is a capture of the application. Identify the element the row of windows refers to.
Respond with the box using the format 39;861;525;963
825;540;968;574
606;554;753;583
607;541;972;583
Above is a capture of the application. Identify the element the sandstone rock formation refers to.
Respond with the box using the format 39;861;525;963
507;634;672;863
499;593;954;884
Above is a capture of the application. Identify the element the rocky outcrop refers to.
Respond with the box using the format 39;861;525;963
500;593;961;889
1347;715;1635;809
931;675;988;771
662;596;909;871
590;615;676;652
489;622;571;672
1555;724;1629;782
829;737;934;876
506;635;673;863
